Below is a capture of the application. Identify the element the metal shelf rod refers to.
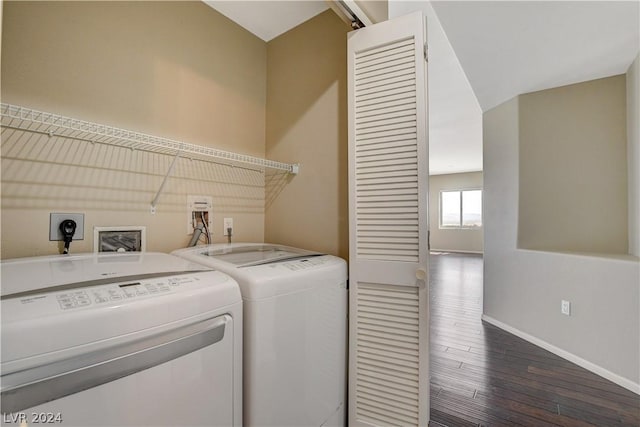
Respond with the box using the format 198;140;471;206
0;103;299;174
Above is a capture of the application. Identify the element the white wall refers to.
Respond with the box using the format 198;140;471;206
484;97;640;393
429;172;483;253
628;53;640;257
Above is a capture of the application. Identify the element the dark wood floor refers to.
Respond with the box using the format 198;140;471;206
428;252;640;426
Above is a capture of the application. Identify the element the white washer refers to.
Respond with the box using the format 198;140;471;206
1;252;242;426
172;243;347;427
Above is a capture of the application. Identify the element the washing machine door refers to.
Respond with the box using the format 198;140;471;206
1;314;236;426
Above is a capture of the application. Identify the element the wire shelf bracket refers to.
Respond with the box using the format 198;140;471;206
0;103;300;213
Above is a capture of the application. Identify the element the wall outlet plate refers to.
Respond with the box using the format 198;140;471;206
50;213;85;241
223;217;233;236
561;300;571;316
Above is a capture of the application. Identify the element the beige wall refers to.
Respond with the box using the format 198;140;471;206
355;0;388;24
429;172;483;253
518;75;628;254
264;10;350;259
1;1;267;258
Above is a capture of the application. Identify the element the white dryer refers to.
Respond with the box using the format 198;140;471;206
1;252;242;426
172;243;347;427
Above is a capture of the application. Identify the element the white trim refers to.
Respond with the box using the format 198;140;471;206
481;314;640;395
430;249;483;255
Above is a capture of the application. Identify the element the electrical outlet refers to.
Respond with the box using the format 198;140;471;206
561;300;571;316
50;213;85;241
223;217;233;236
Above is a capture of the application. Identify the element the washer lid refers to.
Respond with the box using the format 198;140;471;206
1;252;210;298
202;244;323;267
1;253;241;366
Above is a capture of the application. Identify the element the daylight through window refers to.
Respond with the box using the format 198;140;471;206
440;190;482;228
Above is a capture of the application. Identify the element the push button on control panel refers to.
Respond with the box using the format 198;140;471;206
108;289;123;301
57;291;91;310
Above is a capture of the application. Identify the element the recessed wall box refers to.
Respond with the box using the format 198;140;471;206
94;226;146;252
187;195;213;235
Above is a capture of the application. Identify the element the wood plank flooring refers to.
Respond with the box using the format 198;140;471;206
428;252;640;426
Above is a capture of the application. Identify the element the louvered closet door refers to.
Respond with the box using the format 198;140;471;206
347;11;429;427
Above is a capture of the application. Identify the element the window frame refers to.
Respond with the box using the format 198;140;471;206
439;188;483;229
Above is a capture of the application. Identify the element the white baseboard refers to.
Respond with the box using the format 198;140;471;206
481;314;640;395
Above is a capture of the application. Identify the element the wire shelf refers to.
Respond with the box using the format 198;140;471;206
0;103;299;174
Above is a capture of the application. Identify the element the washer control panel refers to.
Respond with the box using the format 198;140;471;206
65;276;200;310
271;257;328;272
39;275;200;311
88;281;172;306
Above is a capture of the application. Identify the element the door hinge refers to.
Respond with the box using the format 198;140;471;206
424;43;428;62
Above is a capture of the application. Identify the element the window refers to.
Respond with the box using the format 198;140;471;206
440;189;482;228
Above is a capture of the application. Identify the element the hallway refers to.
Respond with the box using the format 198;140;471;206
429;253;640;426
